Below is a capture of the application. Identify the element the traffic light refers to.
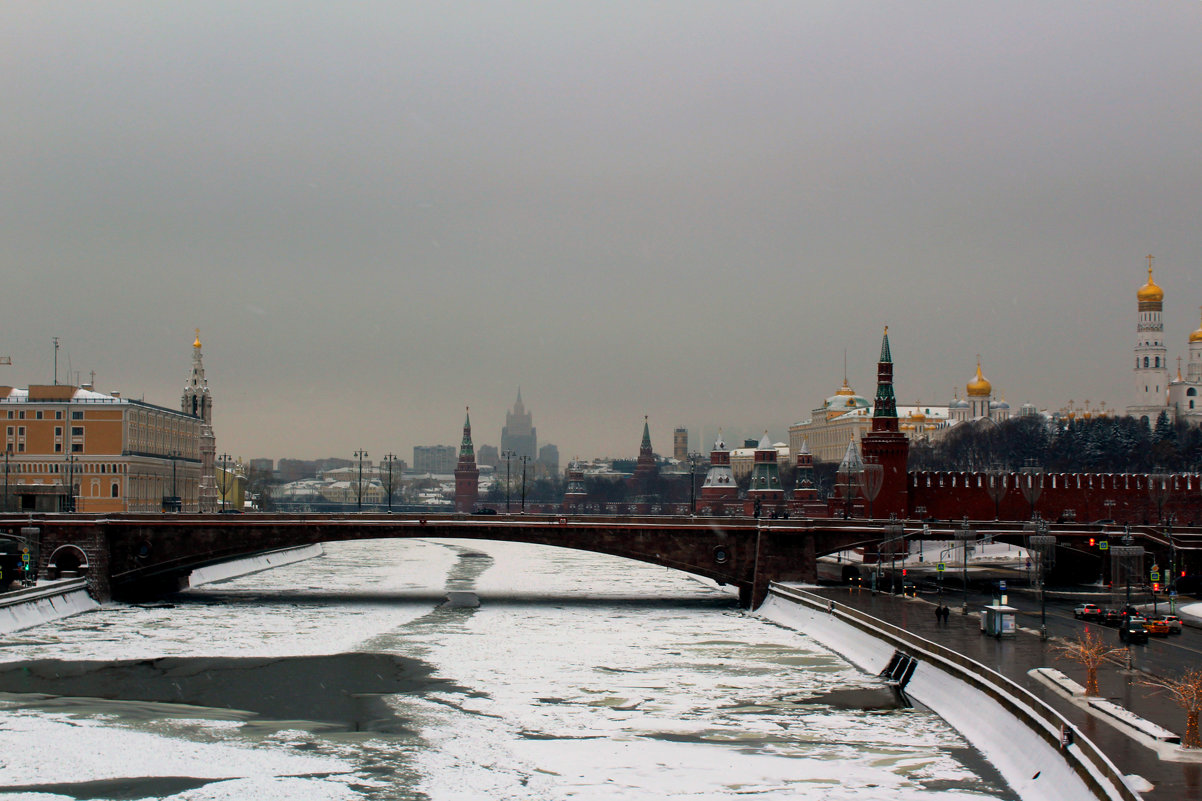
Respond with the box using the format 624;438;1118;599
1088;537;1096;547
1153;582;1160;593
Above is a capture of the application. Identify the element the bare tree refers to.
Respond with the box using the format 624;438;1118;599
1141;668;1202;748
1053;629;1125;696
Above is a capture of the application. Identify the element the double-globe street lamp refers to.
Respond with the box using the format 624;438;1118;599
502;450;515;513
1025;518;1055;640
380;453;400;513
218;453;233;512
354;449;369;512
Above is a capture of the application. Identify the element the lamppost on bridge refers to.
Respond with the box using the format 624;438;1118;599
381;453;399;513
885;515;904;595
3;445;10;513
502;450;514;513
354;449;368;512
165;450;180;513
218;453;232;512
1165;513;1177;614
64;452;77;513
955;516;974;615
1025;518;1055;640
688;452;702;515
519;454;530;513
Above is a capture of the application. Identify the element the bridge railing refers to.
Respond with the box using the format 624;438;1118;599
768;583;1140;801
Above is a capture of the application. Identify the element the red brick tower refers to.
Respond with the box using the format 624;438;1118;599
562;461;588;512
859;327;909;518
699;431;738;515
743;432;786;517
454;407;479;513
790;438;824;516
632;416;659;486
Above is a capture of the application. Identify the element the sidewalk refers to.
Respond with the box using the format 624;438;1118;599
806;586;1202;801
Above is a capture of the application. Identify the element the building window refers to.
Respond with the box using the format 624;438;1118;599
17;443;24;453
72;411;83;420
35;410;43;420
71;426;83;436
71;443;82;453
55;411;62;419
54;443;62;453
111;482;120;498
17;411;24;419
1144;357;1150;368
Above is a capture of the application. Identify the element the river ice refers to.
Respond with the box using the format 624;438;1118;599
0;539;1016;800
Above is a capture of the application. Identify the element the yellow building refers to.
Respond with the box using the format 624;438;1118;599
2;384;206;513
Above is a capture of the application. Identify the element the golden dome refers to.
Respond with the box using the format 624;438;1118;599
834;378;856;397
193;328;202;349
1138;262;1163;303
1190;308;1202;343
966;359;992;397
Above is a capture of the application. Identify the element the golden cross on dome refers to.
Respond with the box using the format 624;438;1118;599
1147;253;1154;275
193;328;202;348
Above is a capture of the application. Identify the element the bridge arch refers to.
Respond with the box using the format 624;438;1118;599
47;544;90;580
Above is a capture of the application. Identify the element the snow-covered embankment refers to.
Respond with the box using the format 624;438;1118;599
759;584;1139;801
187;544;325;588
0;578;99;634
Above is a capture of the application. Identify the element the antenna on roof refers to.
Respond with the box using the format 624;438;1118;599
52;336;60;385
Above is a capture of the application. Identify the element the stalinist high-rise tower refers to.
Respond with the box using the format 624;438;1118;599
1128;256;1172;423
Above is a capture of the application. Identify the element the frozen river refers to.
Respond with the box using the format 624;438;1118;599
0;540;1017;800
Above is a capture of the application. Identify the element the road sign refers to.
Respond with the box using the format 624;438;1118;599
1150;572;1160;582
999;581;1007;591
21;553;30;563
937;562;946;572
1099;541;1109;551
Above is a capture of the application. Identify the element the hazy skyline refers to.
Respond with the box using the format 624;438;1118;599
3;3;1201;462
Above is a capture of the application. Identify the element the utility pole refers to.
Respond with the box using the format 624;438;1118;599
52;337;60;385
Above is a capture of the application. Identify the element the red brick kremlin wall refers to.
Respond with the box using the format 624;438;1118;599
908;471;1202;525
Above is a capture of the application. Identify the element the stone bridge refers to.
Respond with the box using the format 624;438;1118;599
3;513;1198;608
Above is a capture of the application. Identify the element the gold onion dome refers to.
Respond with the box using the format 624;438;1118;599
1138;264;1164;303
1190;308;1202;343
966;360;992;397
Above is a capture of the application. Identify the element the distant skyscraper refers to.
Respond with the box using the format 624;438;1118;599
673;427;688;462
413;445;456;473
538;443;559;474
501;389;537;460
477;444;499;468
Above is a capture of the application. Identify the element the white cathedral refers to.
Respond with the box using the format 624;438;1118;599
1126;256;1202;425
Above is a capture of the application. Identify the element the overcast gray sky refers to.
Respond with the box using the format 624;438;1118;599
3;2;1201;463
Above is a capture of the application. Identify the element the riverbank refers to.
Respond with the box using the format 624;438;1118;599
759;584;1136;801
0;578;98;634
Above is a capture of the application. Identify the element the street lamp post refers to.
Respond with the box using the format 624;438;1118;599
519;454;530;512
955;516;974;614
1026;519;1055;641
168;451;180;512
3;445;9;513
218;452;232;512
689;452;701;515
64;453;77;513
381;453;398;512
354;449;368;512
503;450;514;512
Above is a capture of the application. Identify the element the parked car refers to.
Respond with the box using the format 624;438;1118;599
1144;618;1170;637
1074;603;1102;620
1119;618;1149;644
